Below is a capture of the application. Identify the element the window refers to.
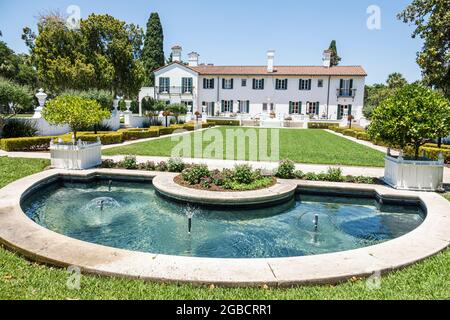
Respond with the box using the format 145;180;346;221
318;79;324;88
159;77;170;93
289;102;302;114
337;104;352;120
221;100;233;113
182;101;193;113
262;103;268;112
276;79;288;90
202;102;215;115
307;102;320;115
238;100;250;113
241;79;247;87
203;78;215;89
222;78;234;90
182;77;193;93
339;79;354;96
299;79;312;90
252;79;265;90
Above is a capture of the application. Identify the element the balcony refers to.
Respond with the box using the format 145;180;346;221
337;88;357;98
156;86;194;96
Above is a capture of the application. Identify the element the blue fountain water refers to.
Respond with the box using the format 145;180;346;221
22;180;425;259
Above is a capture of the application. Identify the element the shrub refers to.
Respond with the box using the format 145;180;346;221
420;147;450;162
356;132;370;141
1;119;38;138
60;89;114;111
0;136;56;151
156;161;168;172
294;170;305;179
325;167;344;182
232;164;254;184
308;122;339;129
342;129;358;137
159;127;175;135
167;157;185;173
118;129;153;141
303;172;320;181
119;155;138;170
207;119;239;126
276;159;296;179
347;176;376;184
78;132;122;145
139;161;156;171
100;159;116;168
182;164;210;185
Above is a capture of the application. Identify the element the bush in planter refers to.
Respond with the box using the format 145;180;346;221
232;164;254;184
368;84;450;159
1;119;38;138
276;159;296;179
182;164;210;185
42;95;110;141
167;157;185;173
119;155;138;170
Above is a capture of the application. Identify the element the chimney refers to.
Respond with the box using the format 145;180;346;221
323;49;332;68
171;45;182;63
188;52;200;67
267;50;275;73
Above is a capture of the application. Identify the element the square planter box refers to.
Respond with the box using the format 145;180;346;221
50;139;102;170
384;155;444;191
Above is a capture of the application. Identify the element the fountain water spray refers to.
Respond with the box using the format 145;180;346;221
314;214;319;231
99;200;105;211
108;180;112;192
184;205;198;235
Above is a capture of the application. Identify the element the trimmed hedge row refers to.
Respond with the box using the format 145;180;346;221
207;119;239;126
0;136;56;152
118;129;157;141
308;122;339;129
420;147;450;162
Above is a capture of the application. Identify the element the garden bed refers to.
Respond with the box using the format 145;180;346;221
174;174;277;192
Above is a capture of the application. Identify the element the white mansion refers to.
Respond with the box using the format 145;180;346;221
139;46;367;123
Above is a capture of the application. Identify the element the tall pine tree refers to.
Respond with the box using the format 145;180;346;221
142;13;164;86
328;40;341;67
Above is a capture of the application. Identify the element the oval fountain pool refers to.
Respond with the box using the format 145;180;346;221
21;178;425;259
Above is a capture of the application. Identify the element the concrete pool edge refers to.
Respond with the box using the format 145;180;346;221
0;168;449;287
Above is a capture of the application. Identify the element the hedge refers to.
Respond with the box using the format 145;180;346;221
308;122;339;129
423;143;450;150
356;132;371;141
207;119;239;126
0;136;56;151
342;129;358;138
159;127;175;135
118;129;155;141
78;133;123;145
420;147;450;162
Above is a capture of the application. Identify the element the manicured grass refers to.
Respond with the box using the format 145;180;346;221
104;128;386;167
0;157;449;299
444;193;450;201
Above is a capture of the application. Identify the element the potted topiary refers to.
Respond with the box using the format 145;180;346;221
368;84;450;191
43;95;110;170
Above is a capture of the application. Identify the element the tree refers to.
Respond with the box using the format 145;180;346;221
368;83;450;159
24;13;144;96
328;40;341;67
141;13;164;86
166;103;187;124
0;78;33;131
398;0;450;99
42;95;110;140
387;72;407;89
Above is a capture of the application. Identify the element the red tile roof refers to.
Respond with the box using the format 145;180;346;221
190;65;367;76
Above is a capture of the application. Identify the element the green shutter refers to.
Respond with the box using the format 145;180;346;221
299;101;302;114
231;79;234;89
221;100;225;113
348;105;352;116
337;105;342;120
289;102;292;114
316;102;319;115
261;79;265;90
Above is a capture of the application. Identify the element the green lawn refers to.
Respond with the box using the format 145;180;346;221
103;128;386;167
444;193;450;201
0;157;449;299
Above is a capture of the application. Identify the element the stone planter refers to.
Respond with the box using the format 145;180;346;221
384;153;444;191
50;138;102;170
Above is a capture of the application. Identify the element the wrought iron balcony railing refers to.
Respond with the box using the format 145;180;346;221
337;88;357;98
156;86;194;95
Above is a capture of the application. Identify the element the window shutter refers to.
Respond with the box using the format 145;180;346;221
299;79;302;90
349;79;353;96
246;101;250;113
230;79;234;89
221;100;224;113
222;79;225;89
252;79;256;89
289;102;293;114
299;101;302;114
261;79;265;90
231;100;234;112
308;79;312;90
348;105;352;116
316;102;319;115
211;102;215;115
337;105;342;120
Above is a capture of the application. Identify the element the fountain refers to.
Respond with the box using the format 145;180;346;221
108;180;112;192
84;197;121;212
314;214;319;231
184;205;198;235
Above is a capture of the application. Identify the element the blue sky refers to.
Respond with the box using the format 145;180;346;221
0;0;422;84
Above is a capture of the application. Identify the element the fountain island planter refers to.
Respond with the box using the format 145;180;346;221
384;154;445;192
50;138;102;170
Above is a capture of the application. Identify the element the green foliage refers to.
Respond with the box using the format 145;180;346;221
166;103;188;123
167;157;185;173
206;119;239;126
182;164;210;185
25;13;144;95
325;167;345;182
118;128;154;141
42;95;110;140
276;159;296;179
308;122;339;129
1;119;38;138
398;0;450;99
368;83;450;158
387;72;408;89
142;13;165;86
119;155;138;170
60;89;114;110
328;40;341;67
0;136;55;151
231;164;254;184
0;78;33;126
